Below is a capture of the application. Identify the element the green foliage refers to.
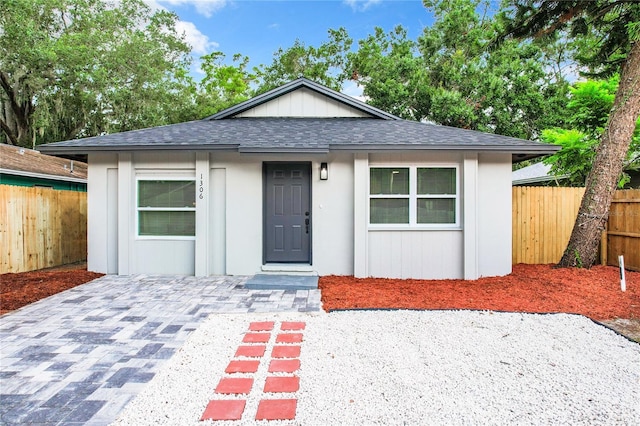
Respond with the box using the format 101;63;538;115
417;0;571;138
343;26;429;120
567;77;616;131
255;28;352;94
499;1;640;77
542;76;640;187
0;0;192;146
541;128;593;186
196;52;256;117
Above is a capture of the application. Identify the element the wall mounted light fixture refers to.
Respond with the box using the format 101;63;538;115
320;162;329;180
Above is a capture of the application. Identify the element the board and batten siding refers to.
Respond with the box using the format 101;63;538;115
233;87;371;118
355;152;512;280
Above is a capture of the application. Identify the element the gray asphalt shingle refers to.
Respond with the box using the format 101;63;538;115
39;117;557;155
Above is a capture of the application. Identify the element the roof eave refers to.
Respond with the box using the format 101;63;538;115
512;174;570;185
329;143;561;153
238;147;330;154
0;168;87;183
38;144;240;155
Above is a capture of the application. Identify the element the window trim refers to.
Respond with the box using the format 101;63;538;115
136;177;197;240
368;164;460;230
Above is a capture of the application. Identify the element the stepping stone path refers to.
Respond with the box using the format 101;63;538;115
201;321;306;421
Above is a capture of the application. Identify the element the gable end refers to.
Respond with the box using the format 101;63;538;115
207;77;400;120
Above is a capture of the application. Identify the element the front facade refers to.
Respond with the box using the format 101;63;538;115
41;79;558;280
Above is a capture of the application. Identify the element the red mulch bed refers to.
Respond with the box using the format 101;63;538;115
319;264;640;321
2;264;638;323
1;269;104;315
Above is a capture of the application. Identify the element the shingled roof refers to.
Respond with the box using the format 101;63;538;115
39;78;559;161
0;143;87;182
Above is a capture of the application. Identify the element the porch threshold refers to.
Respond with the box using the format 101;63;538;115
261;264;316;275
245;274;319;290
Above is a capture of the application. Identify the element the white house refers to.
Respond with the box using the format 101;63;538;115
40;78;558;280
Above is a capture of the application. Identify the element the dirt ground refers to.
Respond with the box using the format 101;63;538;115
1;263;638;342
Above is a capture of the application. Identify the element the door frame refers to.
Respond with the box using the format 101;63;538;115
262;161;313;265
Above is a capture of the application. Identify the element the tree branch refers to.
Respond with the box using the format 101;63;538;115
0;70;28;129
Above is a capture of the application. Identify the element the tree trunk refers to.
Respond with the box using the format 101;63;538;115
558;41;640;268
0;71;32;147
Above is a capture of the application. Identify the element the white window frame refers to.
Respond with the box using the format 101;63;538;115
368;164;460;230
136;177;196;240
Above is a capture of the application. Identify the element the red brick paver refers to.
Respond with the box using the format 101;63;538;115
264;376;300;393
235;345;266;358
276;333;303;343
255;399;297;420
249;321;275;331
225;360;260;374
215;377;254;394
281;321;306;331
201;399;246;421
243;333;271;343
272;345;301;358
268;359;300;373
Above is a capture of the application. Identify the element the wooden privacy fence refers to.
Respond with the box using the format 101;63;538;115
512;186;585;264
603;189;640;271
513;187;640;270
0;185;87;273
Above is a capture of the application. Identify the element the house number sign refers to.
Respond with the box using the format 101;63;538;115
199;173;204;200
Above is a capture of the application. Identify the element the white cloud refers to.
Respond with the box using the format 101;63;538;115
341;80;368;102
175;20;218;55
160;0;228;18
343;0;382;12
144;1;219;55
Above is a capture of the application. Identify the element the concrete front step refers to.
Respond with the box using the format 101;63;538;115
245;274;319;290
260;264;317;276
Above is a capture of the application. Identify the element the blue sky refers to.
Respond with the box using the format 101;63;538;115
152;1;436;93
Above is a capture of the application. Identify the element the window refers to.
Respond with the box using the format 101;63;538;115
369;168;409;224
137;179;196;237
369;166;458;227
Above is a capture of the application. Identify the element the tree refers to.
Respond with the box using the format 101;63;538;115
195;52;256;117
254;28;352;94
418;0;571;139
344;26;431;121
500;0;640;268
542;76;640;187
343;1;571;138
0;0;192;147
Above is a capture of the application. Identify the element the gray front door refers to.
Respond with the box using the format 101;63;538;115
264;163;311;263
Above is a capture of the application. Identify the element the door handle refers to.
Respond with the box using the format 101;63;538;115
305;217;310;234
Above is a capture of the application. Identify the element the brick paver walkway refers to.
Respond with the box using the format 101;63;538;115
201;321;305;422
0;274;321;425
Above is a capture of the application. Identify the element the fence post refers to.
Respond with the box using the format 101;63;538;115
600;230;607;266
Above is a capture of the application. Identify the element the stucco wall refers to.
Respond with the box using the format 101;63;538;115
477;153;512;277
86;150;511;279
87;151;355;276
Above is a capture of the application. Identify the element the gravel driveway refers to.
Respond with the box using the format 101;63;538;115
113;310;640;425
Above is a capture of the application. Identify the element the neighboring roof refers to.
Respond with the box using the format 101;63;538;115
207;77;400;120
512;162;569;185
0;143;87;183
38;78;559;161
